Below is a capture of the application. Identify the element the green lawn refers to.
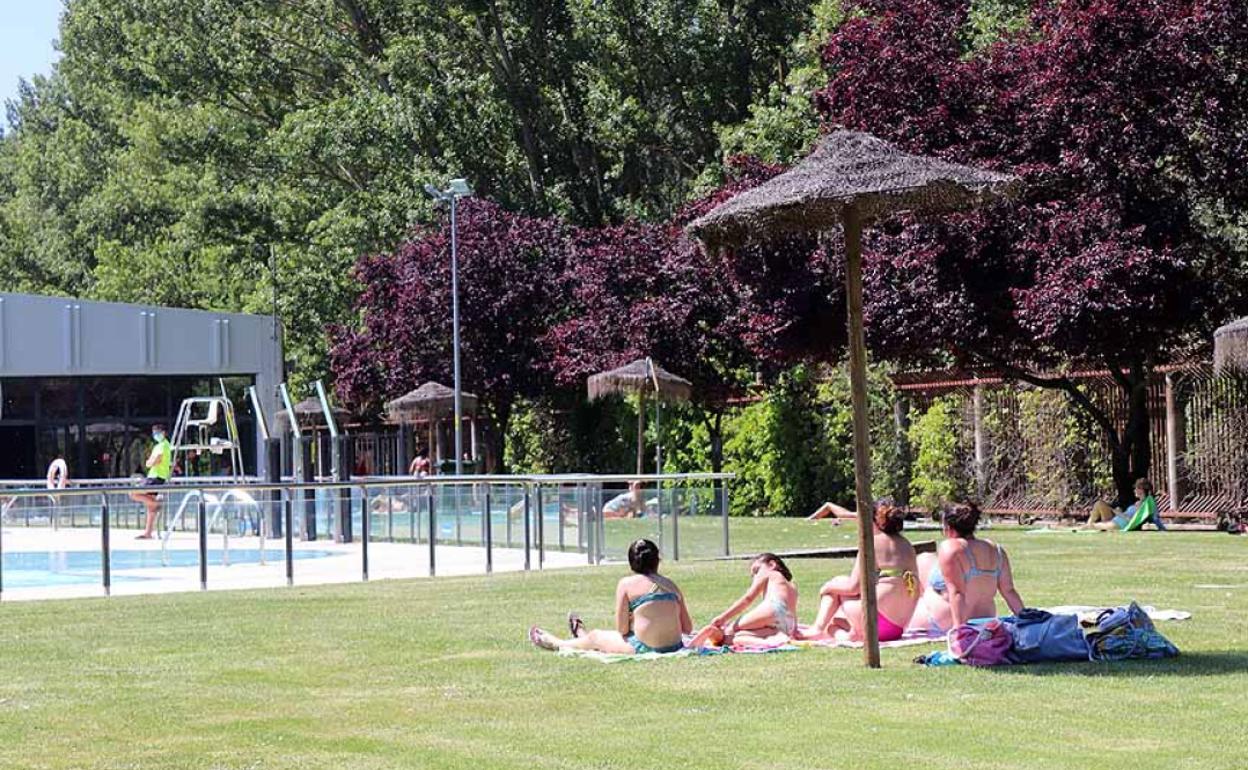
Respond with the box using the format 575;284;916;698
1;523;1245;769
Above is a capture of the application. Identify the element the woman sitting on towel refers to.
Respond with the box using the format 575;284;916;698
529;539;692;655
808;499;920;642
691;553;798;647
908;501;1025;636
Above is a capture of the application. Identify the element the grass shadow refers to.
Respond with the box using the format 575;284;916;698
981;650;1248;678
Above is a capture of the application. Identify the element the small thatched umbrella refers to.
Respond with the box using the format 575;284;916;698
1214;318;1248;374
588;357;692;474
386;382;480;466
274;397;349;431
688;130;1017;668
385;381;479;422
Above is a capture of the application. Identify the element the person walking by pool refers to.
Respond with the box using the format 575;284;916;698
1086;478;1166;531
808;499;919;642
690;552;798;647
529;539;692;655
130;424;173;539
908;501;1025;635
408;449;431;478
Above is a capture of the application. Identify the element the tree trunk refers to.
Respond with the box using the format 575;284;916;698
1111;362;1152;509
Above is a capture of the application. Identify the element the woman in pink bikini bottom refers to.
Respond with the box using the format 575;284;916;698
808;499;920;642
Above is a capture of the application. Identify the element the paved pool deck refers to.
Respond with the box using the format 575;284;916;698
0;526;589;602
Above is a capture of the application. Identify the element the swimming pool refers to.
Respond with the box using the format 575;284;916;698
2;549;333;588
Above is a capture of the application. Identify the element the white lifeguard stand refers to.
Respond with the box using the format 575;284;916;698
169;396;245;479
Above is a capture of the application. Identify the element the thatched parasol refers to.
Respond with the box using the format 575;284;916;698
588;357;692;474
688;130;1017;668
1214;318;1248;374
385;381;479;422
274;397;349;430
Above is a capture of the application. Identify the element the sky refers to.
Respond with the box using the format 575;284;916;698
0;1;63;118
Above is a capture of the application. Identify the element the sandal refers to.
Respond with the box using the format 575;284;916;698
567;612;585;638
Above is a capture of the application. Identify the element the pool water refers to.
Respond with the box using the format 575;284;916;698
2;549;332;588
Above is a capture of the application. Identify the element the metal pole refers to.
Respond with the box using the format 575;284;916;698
451;195;464;476
844;207;881;669
523;484;532;571
427;484;437;577
360;485;369;582
284;489;293;586
720;478;730;557
483;484;493;575
197;492;208;591
536;484;545;569
101;495;111;597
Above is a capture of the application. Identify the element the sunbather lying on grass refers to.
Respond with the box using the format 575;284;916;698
690;552;798;648
529;539;692;655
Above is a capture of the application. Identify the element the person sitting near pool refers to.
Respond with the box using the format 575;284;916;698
690;552;798;647
1086;478;1166;531
908;501;1025;636
806;501;856;524
529;539;692;655
808;499;919;642
601;480;646;519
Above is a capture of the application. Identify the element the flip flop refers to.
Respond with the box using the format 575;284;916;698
528;626;556;651
567;612;585;638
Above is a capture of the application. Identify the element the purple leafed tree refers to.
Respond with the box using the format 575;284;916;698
330;199;570;471
800;0;1248;506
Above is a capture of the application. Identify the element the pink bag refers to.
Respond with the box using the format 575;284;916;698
948;619;1012;666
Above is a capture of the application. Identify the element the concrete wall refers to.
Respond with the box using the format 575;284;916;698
0;293;282;467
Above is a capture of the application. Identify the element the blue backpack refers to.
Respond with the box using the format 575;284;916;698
1006;609;1091;663
1086;602;1179;661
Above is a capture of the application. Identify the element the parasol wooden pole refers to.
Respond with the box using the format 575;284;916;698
843;205;880;668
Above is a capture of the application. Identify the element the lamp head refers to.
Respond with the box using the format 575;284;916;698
448;178;474;197
423;183;444;200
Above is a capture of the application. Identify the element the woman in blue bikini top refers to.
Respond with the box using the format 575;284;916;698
909;502;1025;635
529;539;692;655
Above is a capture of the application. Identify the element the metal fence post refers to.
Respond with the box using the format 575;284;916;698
101;494;111;597
427;484;437;577
523;484;531;572
536;484;545;569
557;486;565;551
483;484;493;575
455;484;463;546
360;485;370;582
197;491;208;591
672;484;683;562
720;478;730;557
284;488;294;587
585;484;595;565
507;485;514;548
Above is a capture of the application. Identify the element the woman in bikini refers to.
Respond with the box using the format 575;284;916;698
907;501;1025;635
691;553;798;647
808;499;919;642
529;539;692;655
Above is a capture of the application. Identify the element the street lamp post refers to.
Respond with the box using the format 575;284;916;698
424;178;474;475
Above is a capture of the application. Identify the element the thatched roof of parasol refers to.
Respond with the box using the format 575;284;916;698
686;130;1018;248
587;358;692;403
274;396;348;429
385;381;479;423
1214;317;1248;374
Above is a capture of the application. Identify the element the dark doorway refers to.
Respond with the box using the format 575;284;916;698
0;426;37;479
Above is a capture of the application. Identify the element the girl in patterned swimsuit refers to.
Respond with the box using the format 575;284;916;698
691;553;798;647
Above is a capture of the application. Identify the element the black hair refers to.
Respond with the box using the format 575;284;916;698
941;502;982;539
627;539;660;574
754;552;792;581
